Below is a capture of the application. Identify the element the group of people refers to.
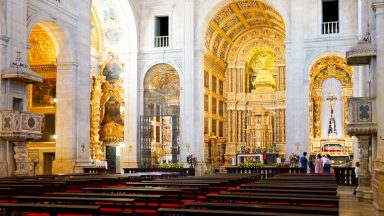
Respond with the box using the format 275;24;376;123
299;151;361;195
299;152;332;174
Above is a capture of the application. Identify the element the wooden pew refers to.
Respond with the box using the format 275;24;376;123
157;207;331;216
183;202;339;215
15;195;135;213
241;183;338;191
51;192;162;208
206;194;339;207
229;188;338;196
219;191;339;200
83;187;187;207
0;203;100;216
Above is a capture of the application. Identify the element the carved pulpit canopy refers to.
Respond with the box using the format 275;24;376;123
1;52;43;84
346;31;376;65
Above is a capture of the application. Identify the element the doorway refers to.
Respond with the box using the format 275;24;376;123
43;152;55;175
106;146;120;173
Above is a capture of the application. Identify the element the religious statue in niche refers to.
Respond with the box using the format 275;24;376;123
102;53;123;83
99;95;124;143
101;96;123;126
38;114;56;142
32;79;56;107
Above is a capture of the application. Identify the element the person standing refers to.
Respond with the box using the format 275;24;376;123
315;154;323;173
354;161;361;195
323;154;331;173
300;152;308;173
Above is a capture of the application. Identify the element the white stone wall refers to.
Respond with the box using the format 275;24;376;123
0;0;92;175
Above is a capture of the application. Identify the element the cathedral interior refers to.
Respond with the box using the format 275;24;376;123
0;0;384;215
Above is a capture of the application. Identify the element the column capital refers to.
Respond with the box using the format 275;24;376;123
372;2;384;11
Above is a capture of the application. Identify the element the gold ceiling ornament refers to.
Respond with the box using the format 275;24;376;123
28;25;57;65
228;28;285;64
205;0;285;60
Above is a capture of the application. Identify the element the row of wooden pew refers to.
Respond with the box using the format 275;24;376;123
0;172;339;215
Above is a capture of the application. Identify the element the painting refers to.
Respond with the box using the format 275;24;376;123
102;59;122;83
101;97;123;126
32;79;56;107
39;114;55;142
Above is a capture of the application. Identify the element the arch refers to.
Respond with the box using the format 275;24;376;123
204;0;286;62
309;55;353;89
140;61;183;91
305;51;348;80
27;15;74;64
141;63;181;166
196;0;291;52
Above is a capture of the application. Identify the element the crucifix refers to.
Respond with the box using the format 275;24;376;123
326;94;338;137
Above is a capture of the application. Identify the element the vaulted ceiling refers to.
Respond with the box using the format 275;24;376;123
205;0;285;61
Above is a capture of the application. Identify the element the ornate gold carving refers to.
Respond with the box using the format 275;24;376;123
90;75;105;160
28;25;57;65
309;56;353;154
205;0;285;61
247;46;277;91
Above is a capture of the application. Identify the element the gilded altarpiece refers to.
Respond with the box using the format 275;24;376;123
204;1;287;166
309;56;353;157
90;53;124;160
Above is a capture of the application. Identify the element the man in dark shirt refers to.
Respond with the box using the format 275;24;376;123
300;152;308;173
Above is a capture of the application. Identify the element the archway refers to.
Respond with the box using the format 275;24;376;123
204;0;286;169
141;64;180;167
27;24;58;175
308;55;353;164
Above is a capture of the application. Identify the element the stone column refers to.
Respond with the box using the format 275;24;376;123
372;2;384;215
53;62;78;174
13;142;30;176
356;135;373;200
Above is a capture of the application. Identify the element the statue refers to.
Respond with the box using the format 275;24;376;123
327;94;338;138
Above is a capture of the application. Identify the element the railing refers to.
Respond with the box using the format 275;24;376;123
333;167;357;186
123;167;195;176
154;36;169;47
225;167;306;179
322;21;339;34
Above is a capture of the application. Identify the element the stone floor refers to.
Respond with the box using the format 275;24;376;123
338;186;375;216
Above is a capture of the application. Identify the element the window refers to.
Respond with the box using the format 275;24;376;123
212;98;217;115
204;71;209;88
211;119;217;135
219;121;224;137
322;0;339;34
212;76;217;93
12;98;23;111
155;16;169;47
204;95;209;112
219;101;224;116
219;80;224;95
